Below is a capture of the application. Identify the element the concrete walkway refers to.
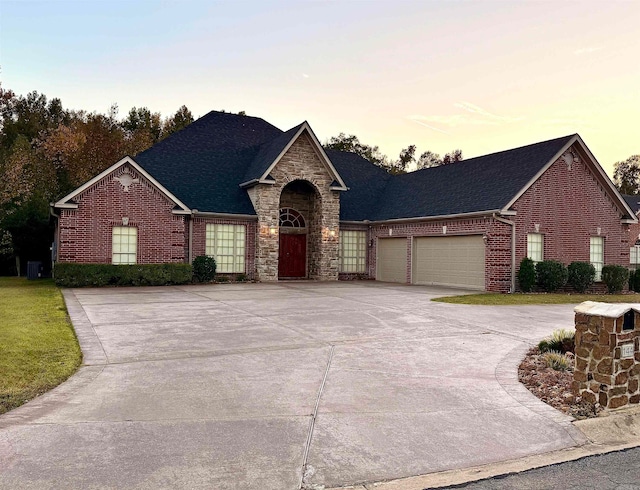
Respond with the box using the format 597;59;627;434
0;282;586;489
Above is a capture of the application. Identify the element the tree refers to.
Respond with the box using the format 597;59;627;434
122;107;163;143
393;145;416;174
442;149;463;165
324;133;389;168
417;150;442;169
614;155;640;195
164;105;194;137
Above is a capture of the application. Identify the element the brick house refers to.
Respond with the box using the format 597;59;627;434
52;111;637;292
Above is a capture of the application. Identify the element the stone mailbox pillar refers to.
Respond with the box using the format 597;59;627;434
573;301;640;409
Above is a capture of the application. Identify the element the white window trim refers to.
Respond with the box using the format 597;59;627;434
339;230;367;273
112;226;137;265
590;236;604;282
205;224;246;273
527;233;543;263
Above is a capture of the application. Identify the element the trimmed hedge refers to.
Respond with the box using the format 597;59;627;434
567;261;596;293
192;255;217;283
54;263;193;287
601;265;629;294
535;260;568;292
630;268;640;293
517;257;536;292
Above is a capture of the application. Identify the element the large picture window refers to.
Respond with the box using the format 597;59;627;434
340;230;367;273
527;233;543;263
112;226;137;264
590;236;604;281
205;224;246;273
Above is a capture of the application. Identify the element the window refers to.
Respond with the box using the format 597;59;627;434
590;236;604;281
205;224;245;273
279;208;305;228
527;233;543;263
631;245;640;269
112;226;137;264
339;230;367;273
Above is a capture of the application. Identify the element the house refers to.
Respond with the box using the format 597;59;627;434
52;111;637;292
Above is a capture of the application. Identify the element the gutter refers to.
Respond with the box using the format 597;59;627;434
493;213;516;293
192;211;258;220
367;210;501;225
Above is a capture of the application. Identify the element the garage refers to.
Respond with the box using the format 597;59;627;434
412;235;485;289
377;237;408;283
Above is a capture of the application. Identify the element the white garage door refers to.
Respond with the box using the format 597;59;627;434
413;235;485;289
377;238;408;283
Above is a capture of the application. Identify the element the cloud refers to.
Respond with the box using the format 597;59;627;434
408;103;522;133
574;47;603;55
454;101;523;123
302;73;309;78
406;116;452;134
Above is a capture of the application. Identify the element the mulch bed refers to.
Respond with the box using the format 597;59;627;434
518;347;602;419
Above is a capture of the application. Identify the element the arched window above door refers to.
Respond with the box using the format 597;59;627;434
279;208;306;228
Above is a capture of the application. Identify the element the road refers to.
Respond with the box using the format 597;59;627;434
441;447;640;490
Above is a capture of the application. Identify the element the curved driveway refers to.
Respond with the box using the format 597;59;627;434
0;282;586;489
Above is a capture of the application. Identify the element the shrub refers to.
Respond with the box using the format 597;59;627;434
535;260;568;292
54;263;193;288
601;265;629;293
542;351;571;371
235;273;248;282
192;255;216;283
215;275;229;283
538;329;575;354
630;268;640;293
567;261;596;293
517;257;536;292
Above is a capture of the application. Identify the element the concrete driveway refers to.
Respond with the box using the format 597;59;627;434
0;282;586;489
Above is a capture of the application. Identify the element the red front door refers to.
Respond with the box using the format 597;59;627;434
278;234;306;278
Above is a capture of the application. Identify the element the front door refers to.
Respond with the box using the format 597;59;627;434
278;234;306;278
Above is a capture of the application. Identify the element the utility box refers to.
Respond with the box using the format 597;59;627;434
26;261;43;280
573;302;640;409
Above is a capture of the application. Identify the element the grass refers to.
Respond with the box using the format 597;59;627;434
0;277;82;415
433;292;640;305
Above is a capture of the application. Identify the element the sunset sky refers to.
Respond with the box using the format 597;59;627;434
1;0;638;175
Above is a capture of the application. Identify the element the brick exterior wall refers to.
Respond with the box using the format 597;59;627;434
511;145;630;285
359;144;631;293
57;164;186;264
367;217;512;292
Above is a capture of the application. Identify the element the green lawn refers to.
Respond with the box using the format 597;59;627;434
0;277;82;415
433;292;640;305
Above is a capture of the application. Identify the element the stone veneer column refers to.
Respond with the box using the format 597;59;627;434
245;132;342;281
573;301;640;409
247;185;280;281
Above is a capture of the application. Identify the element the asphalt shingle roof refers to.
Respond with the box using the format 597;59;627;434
133;110;577;221
135;111;282;214
242;123;305;184
370;134;575;220
623;194;640;214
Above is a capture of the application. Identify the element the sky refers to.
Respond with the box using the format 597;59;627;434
1;0;639;176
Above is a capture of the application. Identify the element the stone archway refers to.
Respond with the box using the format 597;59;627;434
278;180;321;279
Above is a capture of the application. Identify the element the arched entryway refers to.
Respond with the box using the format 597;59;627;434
278;180;320;279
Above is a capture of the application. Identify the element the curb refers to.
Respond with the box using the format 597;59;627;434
326;405;640;490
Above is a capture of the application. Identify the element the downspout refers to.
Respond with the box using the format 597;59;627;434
188;211;195;264
493;213;516;293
